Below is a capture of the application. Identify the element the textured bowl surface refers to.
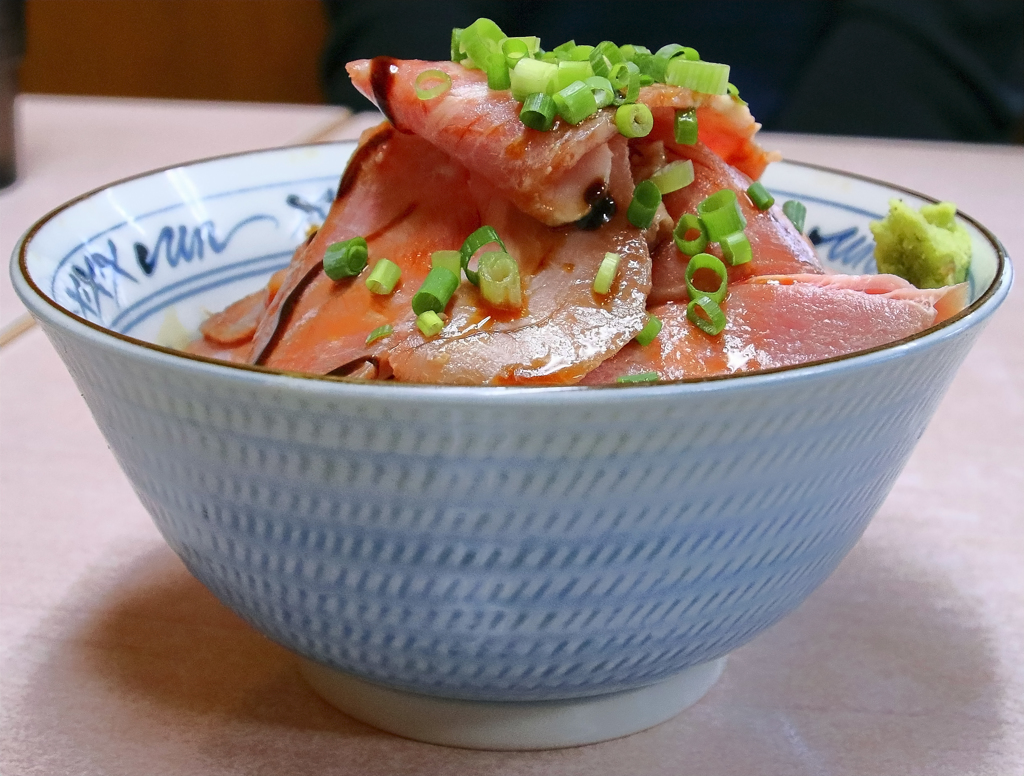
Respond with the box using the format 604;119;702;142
11;142;1012;703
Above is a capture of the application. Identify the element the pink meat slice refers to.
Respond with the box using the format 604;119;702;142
387;135;651;385
347;58;778;227
640;132;823;306
583;273;968;383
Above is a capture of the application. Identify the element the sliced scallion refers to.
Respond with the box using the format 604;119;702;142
451;28;466;63
687;295;727;335
635;315;663;346
593;252;621;294
673;213;708;256
411;266;459;315
589;40;624;78
569;44;594;62
783;200;807;233
720;231;753;266
555;60;593;92
365;324;393;345
627;180;662;229
617;371;660;383
520;92;556;131
501;37;530;69
697;189;747;241
414;69;452;100
615;102;654;138
460;225;507;286
664;58;730;95
553;80;599;124
585;76;616;109
650;159;695;194
417;310;444;337
746;181;774;211
685;252;728;305
673;107;698;145
431;250;462;277
365;258;401;295
323;237;368;280
510;58;557;101
478;251;522;309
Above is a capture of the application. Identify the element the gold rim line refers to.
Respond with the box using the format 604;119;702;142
0;313;37;349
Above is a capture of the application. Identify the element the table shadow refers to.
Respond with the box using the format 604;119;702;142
4;530;1007;776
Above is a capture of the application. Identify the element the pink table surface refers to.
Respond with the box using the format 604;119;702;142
1;106;1022;775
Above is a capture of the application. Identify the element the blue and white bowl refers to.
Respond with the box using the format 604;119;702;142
11;142;1012;749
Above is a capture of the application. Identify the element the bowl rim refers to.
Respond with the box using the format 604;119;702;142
11;139;1013;397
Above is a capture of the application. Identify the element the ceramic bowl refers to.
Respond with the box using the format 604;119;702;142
11;142;1012;749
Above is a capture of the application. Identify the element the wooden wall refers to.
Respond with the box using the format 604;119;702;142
19;0;328;104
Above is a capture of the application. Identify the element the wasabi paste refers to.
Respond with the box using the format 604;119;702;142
869;199;972;289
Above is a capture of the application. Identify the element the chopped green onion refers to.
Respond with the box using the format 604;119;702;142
520;92;556;131
687;295;727;335
685;252;728;305
365;324;393;345
727;82;747;105
585;76;616;109
655;43;688;60
673;213;708;256
552;40;577;58
618;44;651;63
485;57;511;90
501;37;530;69
323;237;368;280
673;108;698;145
627;179;663;229
478;251;522;309
589;40;624;78
720;231;752;266
417;310;444;337
411;266;459;315
431;249;462;277
553;80;599;124
459;17;505;68
615;102;654;138
510;58;557;102
555;60;593;91
414;69;452;100
608;62;631;91
569;44;594;62
617;371;660;383
635;315;663;346
451;28;467;63
697;189;747;241
664;58;730;95
650;159;695;194
746;181;774;211
460;225;507;286
593;252;621;294
783;200;807;233
365;258;401;295
637;53;670;82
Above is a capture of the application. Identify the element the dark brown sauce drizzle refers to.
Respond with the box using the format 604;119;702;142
251;259;327;365
369;56;401;129
576;179;616;230
335;123;393;201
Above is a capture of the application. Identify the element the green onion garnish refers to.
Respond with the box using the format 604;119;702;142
417;310;444;337
650;159;695;194
552;39;577;59
635;315;663;346
555;60;593;91
638;52;670;82
618;44;651;63
553;80;599;125
459;17;505;68
501;37;530;69
461;225;507;286
627;179;663;229
510;58;557;102
592;251;621;294
674;108;698;145
365;258;401;295
720;231;752;266
665;58;730;95
783;200;807;233
411;266;459;315
727;82;746;104
478;251;522;309
569;44;594;62
746;181;774;211
520;92;556;131
589;40;624;78
323;237;368;280
585;76;616;109
697;189;747;241
617;371;660;383
451;28;467;63
685;252;729;305
615;102;654;138
673;213;708;256
365;324;394;345
687;295;727;335
414;69;452;100
431;249;462;277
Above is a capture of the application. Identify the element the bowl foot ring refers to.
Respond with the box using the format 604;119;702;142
298;656;726;750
